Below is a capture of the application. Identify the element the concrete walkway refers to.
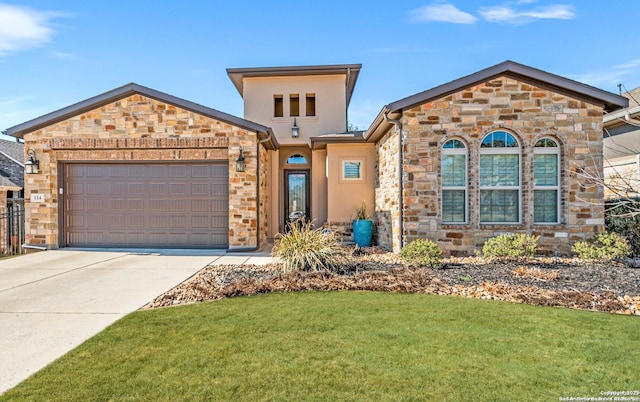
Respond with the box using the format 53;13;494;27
0;249;273;394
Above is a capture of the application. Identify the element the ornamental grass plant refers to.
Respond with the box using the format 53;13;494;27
272;220;350;272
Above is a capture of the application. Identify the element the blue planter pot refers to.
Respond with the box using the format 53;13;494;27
352;219;373;247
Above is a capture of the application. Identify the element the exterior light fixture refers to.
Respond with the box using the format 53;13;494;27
235;147;246;172
291;117;300;138
25;149;40;174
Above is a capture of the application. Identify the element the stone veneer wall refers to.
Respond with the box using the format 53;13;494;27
384;76;605;256
22;94;262;249
258;144;270;247
375;128;401;252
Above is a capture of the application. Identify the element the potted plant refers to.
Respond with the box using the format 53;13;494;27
352;202;373;247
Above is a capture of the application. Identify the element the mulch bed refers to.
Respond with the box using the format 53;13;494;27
145;248;640;315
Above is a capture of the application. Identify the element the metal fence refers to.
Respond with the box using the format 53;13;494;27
1;199;25;256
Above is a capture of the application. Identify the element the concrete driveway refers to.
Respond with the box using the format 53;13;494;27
0;249;236;394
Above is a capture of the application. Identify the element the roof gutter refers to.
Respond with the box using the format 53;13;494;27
383;108;404;251
604;105;640;129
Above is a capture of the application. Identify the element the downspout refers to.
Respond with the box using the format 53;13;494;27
345;67;351;130
383;109;404;251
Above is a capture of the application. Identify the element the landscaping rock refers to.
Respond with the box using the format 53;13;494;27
145;251;640;316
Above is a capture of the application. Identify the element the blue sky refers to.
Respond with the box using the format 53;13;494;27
1;0;639;140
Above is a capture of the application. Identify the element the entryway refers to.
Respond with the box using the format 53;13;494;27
285;170;309;226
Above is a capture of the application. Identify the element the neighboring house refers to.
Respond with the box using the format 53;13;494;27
0;138;24;210
603;87;640;199
4;60;628;255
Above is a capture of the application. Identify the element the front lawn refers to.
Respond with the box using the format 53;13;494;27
3;292;639;401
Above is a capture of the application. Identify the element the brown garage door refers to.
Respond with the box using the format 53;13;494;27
63;163;229;248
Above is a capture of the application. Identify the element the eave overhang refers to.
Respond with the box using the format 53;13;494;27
227;64;362;107
364;60;629;142
310;132;366;150
5;83;277;149
604;106;640;129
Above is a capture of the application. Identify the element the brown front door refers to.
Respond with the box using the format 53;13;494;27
284;170;310;227
62;162;229;248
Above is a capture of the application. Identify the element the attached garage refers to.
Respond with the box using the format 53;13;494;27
63;162;229;248
6;83;277;250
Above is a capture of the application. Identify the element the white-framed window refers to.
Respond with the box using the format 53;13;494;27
533;138;560;223
341;159;363;181
442;139;467;223
479;131;521;223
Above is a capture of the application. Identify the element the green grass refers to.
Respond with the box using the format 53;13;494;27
3;292;639;401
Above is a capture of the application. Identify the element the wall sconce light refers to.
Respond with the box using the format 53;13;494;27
291;118;299;138
25;149;40;174
235;147;246;172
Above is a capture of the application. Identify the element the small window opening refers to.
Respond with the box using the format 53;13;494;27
274;95;283;117
306;93;316;117
287;154;308;164
290;94;299;117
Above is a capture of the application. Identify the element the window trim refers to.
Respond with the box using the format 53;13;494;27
533;138;561;224
441;139;468;224
340;158;364;182
479;131;522;224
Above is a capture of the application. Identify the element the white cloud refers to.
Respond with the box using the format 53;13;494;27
569;59;640;89
480;4;575;24
614;59;640;71
410;3;477;24
0;3;63;56
52;51;76;60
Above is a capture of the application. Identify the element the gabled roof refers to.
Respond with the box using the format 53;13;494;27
227;64;362;106
0;176;21;191
365;60;629;141
5;83;278;149
0;139;24;166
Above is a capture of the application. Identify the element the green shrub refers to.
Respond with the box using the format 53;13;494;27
399;239;443;269
272;220;350;272
482;233;539;259
571;232;630;261
605;199;640;257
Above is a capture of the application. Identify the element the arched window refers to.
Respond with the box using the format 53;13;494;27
534;138;560;223
480;131;521;223
442;139;467;223
287;154;308;164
